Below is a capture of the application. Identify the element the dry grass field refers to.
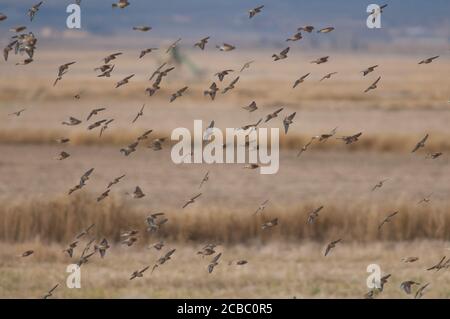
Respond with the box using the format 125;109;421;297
0;47;449;298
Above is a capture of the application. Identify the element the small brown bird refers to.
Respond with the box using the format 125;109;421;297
400;281;420;295
16;58;34;66
97;65;115;78
75;223;95;239
317;127;337;142
378;211;399;231
298;25;314;33
372;179;388;191
297;137;316;157
194;37;210;50
170;86;188;102
236;260;248;266
324;239;341;256
94;238;110;258
107;174;125;188
254;199;269;215
103;52;122;64
8;108;26;117
379;274;391;292
242;101;258;112
317;27;335;33
240;61;254;72
148;138;166;151
152;249;176;273
307;206;324;224
418;56;439;65
182;193;202;209
272;47;290;61
88;119;107;130
411;134;428;153
62;117;82;126
112;0;130;9
139;48;158;58
43;284;59;299
166;38;182;54
361;65;378;76
132;26;151;32
56;151;70;161
146;213;168;232
86;107;106;121
293;73;310;88
99;119;114;137
283;112;296;134
216;43;235;52
121;230;139;238
150;241;165;251
204;82;219;100
286;32;302;42
130;266;150;280
96;189;110;202
249;5;264;19
364;76;381;93
21;250;34;257
199;171;209;189
337;132;362;144
264;108;284;123
54;62;76;86
132;104;145;123
244;163;259;170
0;13;7;21
310;56;329;64
10;26;27;33
28;1;43;21
222;77;239;94
137;129;153;142
262;218;278;230
239;118;262;131
63;241;78;258
414;283;430;299
121;236;138;247
115;74;135;88
208;253;222;273
215;69;234;82
427;256;446;271
426;152;443;159
120;141;139;156
418;193;433;205
56;137;70;144
128;186;145;199
320;72;338;82
402;256;419;263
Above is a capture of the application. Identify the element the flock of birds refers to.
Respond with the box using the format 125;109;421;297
2;2;448;299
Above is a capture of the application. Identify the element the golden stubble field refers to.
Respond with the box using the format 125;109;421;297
0;48;449;298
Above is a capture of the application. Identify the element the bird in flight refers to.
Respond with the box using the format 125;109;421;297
400;281;420;295
112;0;130;9
262;218;278;230
418;56;439;65
310;56;329;64
411;134;428;153
249;5;264;19
115;74;135;88
272;47;290;61
215;69;234;82
152;249;176;273
364;76;381;93
372;179;389;191
297;136;316;157
128;186;145;199
320;72;338;82
42;284;59;299
242;101;258;112
199;171;210;189
170;86;189;102
130;265;150;280
293;73;310;88
94;238;110;258
86;107;106;121
208;253;222;273
8;108;26;117
417;193;433;205
103;52;122;64
337;132;362;144
139;48;157;59
426;152;443;159
283;112;296;134
317;27;335;33
254;199;269;215
107;174;125;188
132;26;151;32
240;61;254;72
166;38;182;54
216;43;235;52
324;239;341;256
53;62;76;86
182;193;202;209
307;206;324;224
132;104;145;123
264;108;284;123
194;37;210;50
415;283;430;299
146;213;168;233
222;77;240;94
286;32;302;42
298;25;314;33
204;82;219;100
378;211;399;231
361;65;378;76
